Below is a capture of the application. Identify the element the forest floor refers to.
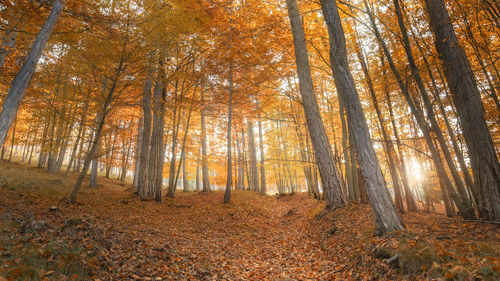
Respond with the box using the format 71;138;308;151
0;160;499;281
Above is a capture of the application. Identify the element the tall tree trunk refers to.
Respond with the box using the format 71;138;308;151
0;0;66;148
196;146;201;191
120;141;132;183
393;0;474;215
382;59;418;212
90;80;108;188
28;136;35;165
38;111;53;168
461;13;500;117
182;148;189;192
258;115;266;195
236;131;242;190
147;79;166;202
413;36;479;208
320;0;404;233
105;130;117;178
286;0;345;210
133;117;143;187
365;0;473;219
168;79;186;196
339;98;354;201
247;121;259;192
8;120;16;162
424;0;500;221
172;102;194;196
240;127;247;190
201;91;210;192
66;108;86;175
224;63;234;203
137;62;154;197
70;81;115;203
90;158;98;187
354;38;405;213
291;105;320;199
75;125;87;173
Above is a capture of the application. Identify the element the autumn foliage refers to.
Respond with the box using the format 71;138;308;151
0;0;499;279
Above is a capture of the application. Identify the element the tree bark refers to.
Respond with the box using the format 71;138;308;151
0;0;66;148
133;117;143;187
393;0;473;215
194;146;200;191
137;62;154;197
147;79;165;202
241;127;248;190
247;121;259;191
70;81;115;203
382;59;418;212
424;0;500;221
66;106;86;175
224;63;234;203
320;0;404;233
201;91;210;192
286;0;345;210
365;0;473;219
258;115;266;195
354;38;405;213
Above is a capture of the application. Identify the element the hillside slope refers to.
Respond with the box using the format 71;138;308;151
0;161;498;280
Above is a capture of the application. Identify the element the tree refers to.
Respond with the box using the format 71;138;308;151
223;63;234;203
0;0;65;148
319;0;404;233
285;0;345;210
424;0;500;221
258;114;266;195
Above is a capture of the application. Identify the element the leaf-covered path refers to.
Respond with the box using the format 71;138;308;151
0;161;336;280
1;161;499;280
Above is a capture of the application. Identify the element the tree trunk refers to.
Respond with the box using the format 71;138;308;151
137;62;154;198
0;0;65;148
393;0;474;215
168;79;185;196
120;141;132;183
182;149;189;192
286;0;345;210
133;117;143;187
75;125;87;173
8;120;16;162
147;79;165;202
172;103;193;196
70;82;115;203
196;146;201;191
201;91;210;192
354;38;405;213
424;0;500;221
382;59;418;212
240;127;247;190
66;107;86;175
247;121;259;191
224;63;234;203
258;115;266;195
90;158;98;187
236;131;242;190
339;98;354;201
320;0;404;233
365;0;473;219
413;36;479;208
90;80;108;188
